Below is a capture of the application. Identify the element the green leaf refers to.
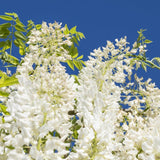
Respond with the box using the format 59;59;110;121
73;60;83;70
70;26;77;34
71;116;77;124
72;36;79;45
0;41;6;48
141;62;147;72
75;124;81;130
0;23;11;28
27;25;33;31
0;71;5;78
72;75;80;85
0;90;9;97
77;55;83;60
0;28;10;39
6;54;19;65
16;18;25;27
14;31;26;41
72;130;78;139
80;60;86;66
144;39;152;44
13;39;19;47
27;20;34;27
0;104;9;115
0;15;13;21
77;32;85;39
27;20;34;30
19;46;25;55
0;74;19;88
67;60;74;70
14;39;25;48
5;12;18;18
15;24;26;32
26;30;32;37
1;40;11;51
6;145;14;150
36;24;41;30
70;45;78;58
64;24;69;35
72;52;78;58
0;52;19;66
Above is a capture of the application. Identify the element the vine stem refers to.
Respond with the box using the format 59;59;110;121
145;59;160;70
10;20;14;55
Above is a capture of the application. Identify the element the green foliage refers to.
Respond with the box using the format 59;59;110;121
0;103;10;115
63;24;85;71
136;29;152;46
0;12;40;66
0;90;9;97
0;12;85;72
70;115;81;139
126;29;160;71
0;15;13;21
0;52;19;66
14;31;27;41
0;70;19;88
0;70;18;116
67;60;74;70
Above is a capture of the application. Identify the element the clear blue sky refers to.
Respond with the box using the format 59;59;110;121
1;0;160;86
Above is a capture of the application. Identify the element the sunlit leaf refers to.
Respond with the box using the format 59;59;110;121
5;12;18;18
80;60;86;66
70;45;78;58
72;52;78;58
14;31;26;41
0;23;11;28
16;18;25;27
0;73;19;88
0;90;9;97
77;55;83;60
19;46;25;55
144;39;152;44
1;40;11;51
73;60;83;70
0;104;10;115
0;41;6;48
0;52;19;66
72;75;80;85
64;24;69;35
13;39;19;47
141;62;147;72
77;32;85;39
14;39;25;48
0;28;10;39
36;24;41;30
70;26;77;34
0;15;13;21
67;60;74;70
27;20;34;30
15;24;26;32
72;36;79;45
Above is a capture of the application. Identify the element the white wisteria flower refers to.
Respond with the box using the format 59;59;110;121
0;22;77;160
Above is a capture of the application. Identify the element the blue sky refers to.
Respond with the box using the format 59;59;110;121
1;0;160;86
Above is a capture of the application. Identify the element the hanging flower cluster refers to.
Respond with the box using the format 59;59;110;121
0;21;160;160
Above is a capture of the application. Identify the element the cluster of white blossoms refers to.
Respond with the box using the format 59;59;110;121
68;37;160;159
0;22;77;160
0;21;160;160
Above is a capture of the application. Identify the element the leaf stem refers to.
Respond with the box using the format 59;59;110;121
145;59;160;70
10;20;15;55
